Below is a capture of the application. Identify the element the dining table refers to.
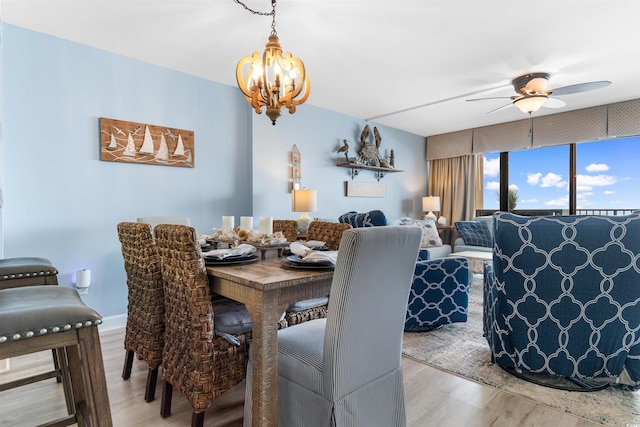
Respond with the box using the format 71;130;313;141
206;254;334;427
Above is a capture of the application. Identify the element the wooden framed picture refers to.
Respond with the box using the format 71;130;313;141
290;151;301;164
99;117;195;168
292;166;301;179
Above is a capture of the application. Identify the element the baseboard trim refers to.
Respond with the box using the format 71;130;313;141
98;313;127;331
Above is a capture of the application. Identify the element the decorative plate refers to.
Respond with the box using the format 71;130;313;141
204;254;260;266
281;260;335;271
286;255;334;266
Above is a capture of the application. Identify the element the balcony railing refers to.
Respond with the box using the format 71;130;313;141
476;209;638;217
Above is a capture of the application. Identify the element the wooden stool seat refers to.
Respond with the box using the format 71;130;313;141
0;285;112;426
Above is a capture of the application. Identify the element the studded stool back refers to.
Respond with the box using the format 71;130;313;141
0;285;112;426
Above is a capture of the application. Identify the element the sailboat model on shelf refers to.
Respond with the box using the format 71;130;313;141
138;126;155;156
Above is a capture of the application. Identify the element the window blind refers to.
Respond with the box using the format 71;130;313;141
426;98;640;159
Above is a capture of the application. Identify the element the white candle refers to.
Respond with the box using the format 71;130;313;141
259;216;273;235
222;216;234;232
240;216;253;230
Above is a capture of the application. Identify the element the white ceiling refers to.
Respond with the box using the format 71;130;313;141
2;0;640;137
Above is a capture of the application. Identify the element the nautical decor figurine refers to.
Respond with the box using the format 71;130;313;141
356;125;383;167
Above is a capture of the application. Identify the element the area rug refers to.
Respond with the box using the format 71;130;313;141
402;274;640;426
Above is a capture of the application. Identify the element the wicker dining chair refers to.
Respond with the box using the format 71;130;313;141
272;219;299;242
154;224;252;427
283;221;352;327
306;221;352;250
117;222;165;402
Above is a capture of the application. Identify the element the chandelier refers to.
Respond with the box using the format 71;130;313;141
235;0;310;125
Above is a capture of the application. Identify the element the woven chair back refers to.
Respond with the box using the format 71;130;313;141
273;219;299;242
153;224;250;412
307;221;352;250
117;221;164;370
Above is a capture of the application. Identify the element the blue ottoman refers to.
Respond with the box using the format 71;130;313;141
405;256;470;331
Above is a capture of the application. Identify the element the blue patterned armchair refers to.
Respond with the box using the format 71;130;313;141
405;256;470;331
484;211;640;389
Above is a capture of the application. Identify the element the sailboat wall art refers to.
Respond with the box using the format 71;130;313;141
99;117;195;168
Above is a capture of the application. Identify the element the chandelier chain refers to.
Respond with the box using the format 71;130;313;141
233;0;278;35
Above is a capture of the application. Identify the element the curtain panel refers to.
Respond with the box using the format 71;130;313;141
428;155;483;224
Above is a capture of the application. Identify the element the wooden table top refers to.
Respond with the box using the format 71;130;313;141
206;256;334;291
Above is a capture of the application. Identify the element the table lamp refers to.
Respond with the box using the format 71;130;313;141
422;196;440;221
292;189;317;234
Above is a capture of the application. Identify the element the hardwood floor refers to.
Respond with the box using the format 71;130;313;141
0;327;601;427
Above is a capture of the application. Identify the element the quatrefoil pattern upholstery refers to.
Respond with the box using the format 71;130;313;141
405;256;469;331
484;211;640;389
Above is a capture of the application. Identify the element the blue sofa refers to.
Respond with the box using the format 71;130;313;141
453;216;493;253
339;210;452;259
484;211;640;389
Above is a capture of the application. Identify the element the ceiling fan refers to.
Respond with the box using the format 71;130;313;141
467;72;611;115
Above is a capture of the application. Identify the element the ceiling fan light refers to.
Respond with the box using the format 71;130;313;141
526;77;549;93
514;95;548;114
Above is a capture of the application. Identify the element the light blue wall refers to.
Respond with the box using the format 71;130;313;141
0;24;427;320
252;106;427;221
1;24;252;317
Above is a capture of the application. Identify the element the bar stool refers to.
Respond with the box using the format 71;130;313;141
0;257;59;290
0;285;112;426
0;257;63;385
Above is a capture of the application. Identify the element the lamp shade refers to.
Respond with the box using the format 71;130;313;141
514;95;547;113
292;189;317;213
422;196;440;213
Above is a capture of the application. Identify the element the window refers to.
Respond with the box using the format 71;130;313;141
482;136;640;214
575;136;640;214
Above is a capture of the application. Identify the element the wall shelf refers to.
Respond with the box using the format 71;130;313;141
337;162;403;181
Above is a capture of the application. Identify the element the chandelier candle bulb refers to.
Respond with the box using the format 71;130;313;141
222;216;234;232
259;216;273;235
240;216;253;231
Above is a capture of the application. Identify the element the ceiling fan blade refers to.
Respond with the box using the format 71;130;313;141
543;97;566;109
466;96;514;102
550;80;611;96
487;103;513;115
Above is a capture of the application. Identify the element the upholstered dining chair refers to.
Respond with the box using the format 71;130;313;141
283;221;352;327
244;226;422;426
153;224;252;427
272;219;299;242
117;222;165;402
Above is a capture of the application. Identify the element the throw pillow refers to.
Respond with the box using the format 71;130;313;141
413;219;443;247
455;221;493;248
338;210;387;227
